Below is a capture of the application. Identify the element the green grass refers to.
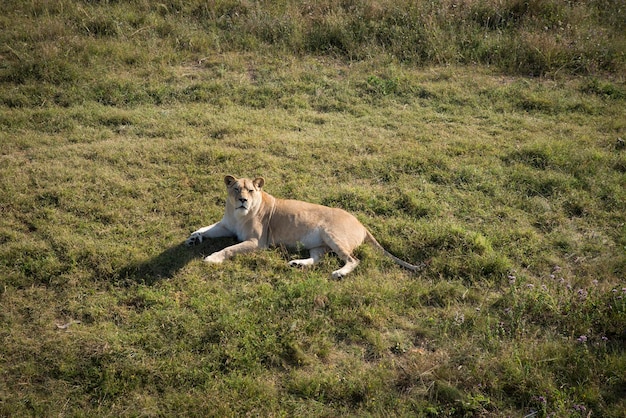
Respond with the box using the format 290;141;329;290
1;1;626;417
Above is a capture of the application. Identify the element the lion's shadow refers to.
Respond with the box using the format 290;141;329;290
118;238;237;286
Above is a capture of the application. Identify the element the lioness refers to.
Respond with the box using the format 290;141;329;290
186;175;422;278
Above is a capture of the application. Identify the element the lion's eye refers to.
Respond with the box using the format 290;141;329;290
248;189;254;193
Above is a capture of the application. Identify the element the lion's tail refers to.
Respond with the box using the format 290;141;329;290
365;231;424;272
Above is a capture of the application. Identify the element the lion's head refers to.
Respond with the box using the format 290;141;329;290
224;175;265;216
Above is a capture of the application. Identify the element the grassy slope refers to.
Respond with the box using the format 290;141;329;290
1;1;626;417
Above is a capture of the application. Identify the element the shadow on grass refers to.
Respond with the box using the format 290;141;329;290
117;238;237;286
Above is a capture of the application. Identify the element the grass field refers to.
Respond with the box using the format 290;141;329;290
1;1;625;416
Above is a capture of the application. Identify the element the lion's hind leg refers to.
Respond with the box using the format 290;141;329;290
320;230;362;279
330;257;359;279
289;246;328;268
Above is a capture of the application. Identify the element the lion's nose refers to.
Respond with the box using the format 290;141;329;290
239;198;247;203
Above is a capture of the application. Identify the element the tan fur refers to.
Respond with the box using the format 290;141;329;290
186;175;422;279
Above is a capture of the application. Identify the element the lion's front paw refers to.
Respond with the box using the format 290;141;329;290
185;232;203;246
203;253;224;264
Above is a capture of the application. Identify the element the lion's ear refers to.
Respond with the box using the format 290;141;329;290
224;175;237;187
253;177;265;189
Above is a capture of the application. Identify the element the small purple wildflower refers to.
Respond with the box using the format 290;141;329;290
592;279;598;286
601;336;608;342
576;335;588;343
573;404;587;412
577;288;588;300
526;284;534;289
541;285;548;291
